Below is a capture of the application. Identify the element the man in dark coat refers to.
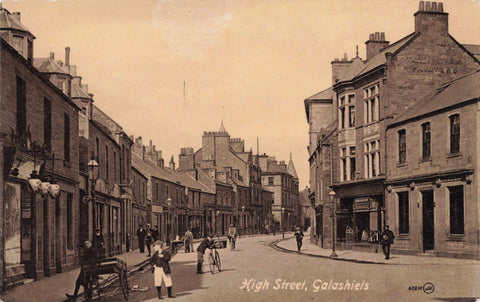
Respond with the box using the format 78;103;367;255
66;241;98;301
381;225;395;260
150;241;176;299
146;224;154;257
196;234;215;274
294;227;304;252
91;229;105;259
137;225;146;253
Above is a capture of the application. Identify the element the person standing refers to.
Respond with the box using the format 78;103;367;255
184;229;193;253
66;241;98;301
137;225;146;253
381;225;395;260
227;225;237;251
196;234;215;274
146;224;154;257
150;241;176;299
92;229;105;259
294;227;304;252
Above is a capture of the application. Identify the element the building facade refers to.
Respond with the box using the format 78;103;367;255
305;1;480;257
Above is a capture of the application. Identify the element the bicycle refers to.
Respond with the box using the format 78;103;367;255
207;243;222;274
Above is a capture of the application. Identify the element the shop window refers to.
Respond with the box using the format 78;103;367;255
422;122;431;159
398;191;409;234
449;186;464;235
450;114;460;154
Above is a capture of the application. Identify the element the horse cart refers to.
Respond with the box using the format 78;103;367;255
81;257;129;301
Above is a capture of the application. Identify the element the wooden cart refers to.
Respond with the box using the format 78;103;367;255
82;257;129;301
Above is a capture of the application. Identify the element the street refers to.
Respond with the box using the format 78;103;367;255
102;235;480;302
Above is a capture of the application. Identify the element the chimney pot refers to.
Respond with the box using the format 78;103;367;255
12;12;20;22
149;140;153;147
374;32;380;40
426;1;431;11
50;52;55;60
369;33;375;40
343;53;348;60
419;1;425;11
380;32;385;41
432;2;437;11
438;2;443;12
65;47;70;66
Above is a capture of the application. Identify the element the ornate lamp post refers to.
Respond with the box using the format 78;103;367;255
87;153;99;233
329;189;337;258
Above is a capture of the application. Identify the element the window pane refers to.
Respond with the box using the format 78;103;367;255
399;130;406;163
450;115;460;153
422;123;431;159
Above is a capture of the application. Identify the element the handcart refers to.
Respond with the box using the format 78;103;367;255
81;257;129;301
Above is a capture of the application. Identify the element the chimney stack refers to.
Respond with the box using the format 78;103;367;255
415;1;448;34
65;47;70;66
365;32;389;61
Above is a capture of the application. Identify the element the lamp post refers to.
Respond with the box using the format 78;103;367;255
281;207;285;239
329;189;337;258
215;210;220;235
87;153;99;234
241;206;245;236
166;197;172;246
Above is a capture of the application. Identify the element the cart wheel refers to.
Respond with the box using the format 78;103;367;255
208;253;216;274
215;251;221;272
121;271;129;301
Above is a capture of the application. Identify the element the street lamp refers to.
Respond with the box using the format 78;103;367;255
87;153;99;231
281;207;285;239
215;210;220;235
241;205;245;235
166;197;172;246
329;189;337;258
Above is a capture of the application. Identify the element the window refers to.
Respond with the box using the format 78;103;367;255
340;146;356;181
268;177;274;186
13;35;23;55
422;122;431;159
16;76;26;138
398;191;409;234
364;84;380;124
64;113;70;162
398;129;406;164
364;140;380;178
338;94;355;130
96;138;100;163
105;145;109;179
67;193;73;249
450;114;460;154
113;151;117;181
44;98;52;151
449;186;464;235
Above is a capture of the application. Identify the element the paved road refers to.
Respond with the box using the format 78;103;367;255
103;235;480;302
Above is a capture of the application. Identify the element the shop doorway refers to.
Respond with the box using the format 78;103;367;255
422;190;434;252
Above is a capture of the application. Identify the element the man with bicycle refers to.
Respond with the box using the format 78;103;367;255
196;234;215;274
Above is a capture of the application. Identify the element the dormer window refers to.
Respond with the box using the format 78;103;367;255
13;35;23;55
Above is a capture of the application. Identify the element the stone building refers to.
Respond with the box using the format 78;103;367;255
305;1;480;256
1;7;80;288
385;70;480;259
259;154;300;232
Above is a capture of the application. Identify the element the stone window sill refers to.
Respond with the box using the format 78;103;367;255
446;152;462;159
447;234;465;242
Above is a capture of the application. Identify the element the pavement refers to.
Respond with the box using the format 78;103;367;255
275;236;480;266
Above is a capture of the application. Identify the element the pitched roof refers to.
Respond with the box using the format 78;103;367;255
33;57;70;74
389;70;480;127
336;32;417;84
71;82;91;99
304;87;333;122
0;8;35;38
464;44;480;61
287;156;298;179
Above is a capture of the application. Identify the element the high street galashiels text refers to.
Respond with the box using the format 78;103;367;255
239;278;370;292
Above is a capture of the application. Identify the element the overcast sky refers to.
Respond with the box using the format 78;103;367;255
5;0;480;188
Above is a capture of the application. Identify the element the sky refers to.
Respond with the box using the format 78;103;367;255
4;0;480;189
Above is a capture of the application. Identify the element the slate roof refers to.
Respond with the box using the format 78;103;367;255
336;33;417;84
287;158;298;179
304;87;333;122
71;82;91;99
0;8;35;38
389;70;480;127
464;44;480;61
33;57;70;75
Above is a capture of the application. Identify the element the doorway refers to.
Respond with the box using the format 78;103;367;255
422;190;434;252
